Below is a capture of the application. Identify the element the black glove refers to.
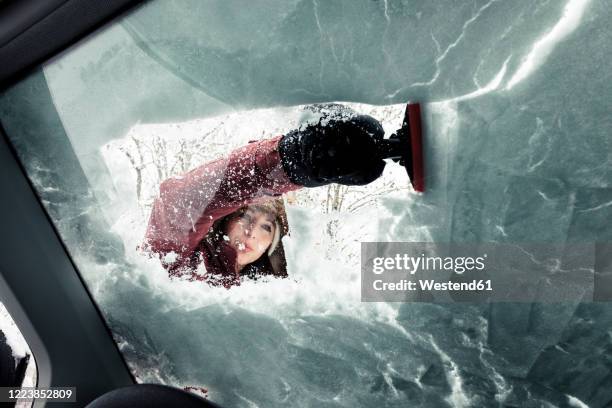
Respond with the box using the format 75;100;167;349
278;107;386;187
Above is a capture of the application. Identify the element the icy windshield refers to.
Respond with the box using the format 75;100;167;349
1;0;611;406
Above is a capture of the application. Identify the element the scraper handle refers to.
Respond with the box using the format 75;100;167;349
376;138;403;161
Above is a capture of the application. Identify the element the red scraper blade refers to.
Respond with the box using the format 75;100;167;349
406;103;425;192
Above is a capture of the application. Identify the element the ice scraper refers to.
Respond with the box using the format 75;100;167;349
376;103;425;192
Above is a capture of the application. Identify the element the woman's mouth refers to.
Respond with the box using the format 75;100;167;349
236;241;253;252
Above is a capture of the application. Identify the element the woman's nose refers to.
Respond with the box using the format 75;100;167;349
244;226;255;238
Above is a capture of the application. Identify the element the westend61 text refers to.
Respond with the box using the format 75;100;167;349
373;279;493;291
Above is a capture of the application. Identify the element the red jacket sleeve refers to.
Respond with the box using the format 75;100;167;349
143;136;300;271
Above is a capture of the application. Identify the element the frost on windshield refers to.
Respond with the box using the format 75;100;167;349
1;0;611;406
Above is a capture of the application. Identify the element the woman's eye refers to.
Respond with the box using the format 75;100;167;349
262;224;272;233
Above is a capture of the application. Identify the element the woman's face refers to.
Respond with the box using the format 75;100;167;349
225;207;276;268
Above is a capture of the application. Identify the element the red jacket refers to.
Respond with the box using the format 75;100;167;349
143;136;300;285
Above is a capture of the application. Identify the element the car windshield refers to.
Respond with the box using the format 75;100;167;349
1;0;611;407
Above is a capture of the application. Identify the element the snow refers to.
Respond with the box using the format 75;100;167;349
0;302;28;359
0;301;37;403
162;251;178;264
